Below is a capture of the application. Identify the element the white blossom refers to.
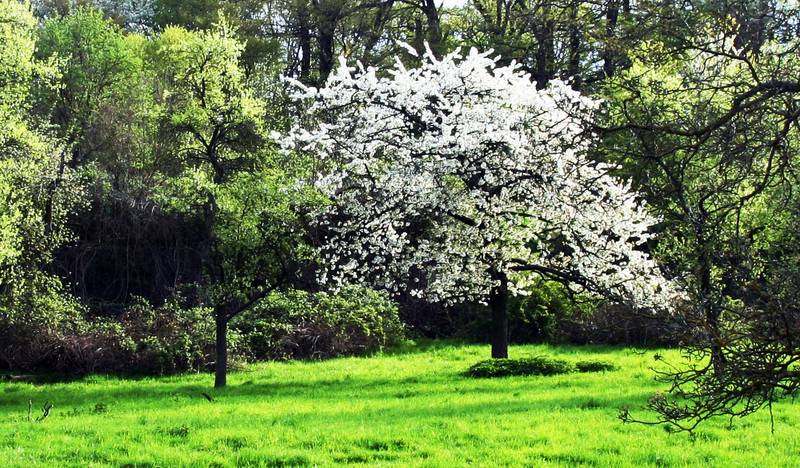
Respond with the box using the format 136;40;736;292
284;46;682;311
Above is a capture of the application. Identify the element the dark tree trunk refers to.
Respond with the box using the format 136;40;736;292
214;311;228;388
602;0;620;78
205;153;228;387
317;31;334;83
699;246;726;378
43;145;72;236
696;221;726;378
297;8;312;83
567;1;582;89
533;5;555;90
421;0;443;58
315;2;337;85
489;271;509;359
733;0;770;55
362;0;395;61
708;315;726;379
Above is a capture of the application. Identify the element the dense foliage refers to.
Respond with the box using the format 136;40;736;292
1;0;799;430
1;287;401;375
234;286;404;361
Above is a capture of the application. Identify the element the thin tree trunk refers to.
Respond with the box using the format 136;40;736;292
697;226;726;378
215;312;228;388
701;256;726;378
205;152;228;388
362;0;395;62
489;271;509;358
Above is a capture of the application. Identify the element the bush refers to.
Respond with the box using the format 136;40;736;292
36;295;230;376
2;284;403;375
555;303;679;346
0;276;89;372
447;278;680;347
575;360;616;373
0;292;237;376
115;296;238;375
466;356;618;378
234;286;404;361
466;356;575;378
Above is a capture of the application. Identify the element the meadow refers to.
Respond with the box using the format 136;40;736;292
1;342;798;467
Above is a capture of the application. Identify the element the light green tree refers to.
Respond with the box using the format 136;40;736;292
151;19;321;387
0;0;83;331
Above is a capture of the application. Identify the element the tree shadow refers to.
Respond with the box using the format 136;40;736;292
380;338;474;356
0;365;655;422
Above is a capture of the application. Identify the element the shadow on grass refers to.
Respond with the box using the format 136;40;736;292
0;340;655;386
0;367;655;424
0;372;93;385
1;375;654;429
380;338;468;356
0;341;665;423
0;339;465;387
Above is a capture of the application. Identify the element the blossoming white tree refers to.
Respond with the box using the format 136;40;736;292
285;45;680;358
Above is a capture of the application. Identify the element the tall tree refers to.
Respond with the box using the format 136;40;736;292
0;0;83;343
459;0;645;89
152;19;317;387
605;4;800;430
264;0;444;84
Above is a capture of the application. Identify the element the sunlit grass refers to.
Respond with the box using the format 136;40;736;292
1;342;798;466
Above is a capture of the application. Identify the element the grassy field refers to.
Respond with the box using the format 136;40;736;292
1;342;799;467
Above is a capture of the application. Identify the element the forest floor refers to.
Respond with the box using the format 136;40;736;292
1;342;798;467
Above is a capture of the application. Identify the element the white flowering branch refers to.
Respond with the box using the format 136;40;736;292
284;44;681;318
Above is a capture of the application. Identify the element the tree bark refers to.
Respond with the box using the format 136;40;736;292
297;7;312;83
699;246;726;378
421;0;443;58
533;4;555;90
489;271;509;359
696;221;726;378
313;1;338;84
567;1;582;89
602;0;620;78
214;311;228;388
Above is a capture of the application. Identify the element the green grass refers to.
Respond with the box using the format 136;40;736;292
1;342;799;467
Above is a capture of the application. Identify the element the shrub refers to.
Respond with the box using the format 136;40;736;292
575;360;616;373
555;303;679;346
0;277;89;372
2;285;403;375
448;278;679;347
0;292;237;376
466;356;576;378
29;295;227;376
48;319;129;375
115;296;238;375
466;356;619;378
234;286;405;361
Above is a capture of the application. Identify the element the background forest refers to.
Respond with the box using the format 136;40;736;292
2;0;800;434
